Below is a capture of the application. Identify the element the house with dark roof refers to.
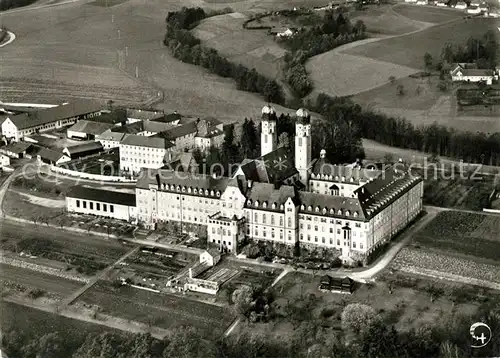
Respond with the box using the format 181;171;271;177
126;108;165;123
0;141;33;158
66;186;136;222
63;141;104;159
37;148;71;166
67;120;113;140
96;129;128;150
1;100;103;141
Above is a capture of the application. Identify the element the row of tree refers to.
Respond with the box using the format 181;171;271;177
4;300;498;357
164;7;285;104
279;12;366;97
313;93;500;164
0;0;36;11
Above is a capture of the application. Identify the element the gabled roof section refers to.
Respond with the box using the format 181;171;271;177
310;162;381;184
96;129;127;142
121;135;174;149
244;182;296;212
67;185;136;206
65;141;103;155
127;109;164;121
156;121;198;140
37;148;66;162
238;147;297;184
9;100;102;130
298;191;365;220
136;169;230;195
0;141;32;154
67;120;113;136
355;165;422;218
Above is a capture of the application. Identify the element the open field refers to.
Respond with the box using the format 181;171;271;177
193;13;285;80
77;281;235;339
307;49;419;97
392;4;464;24
0;263;83;299
344;18;497;69
0;0;303;123
4;190;65;219
350;5;432;36
0;301;119;355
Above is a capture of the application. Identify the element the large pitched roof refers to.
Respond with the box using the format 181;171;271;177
244;182;296;212
238;147;297;184
136;169;230;195
37;148;66;162
156;121;198;140
8;100;102;130
96;129;128;142
0;141;32;154
121;135;174;149
310;159;381;184
65;141;103;155
127;109;164;121
298;191;366;220
67;185;136;206
67;120;113;136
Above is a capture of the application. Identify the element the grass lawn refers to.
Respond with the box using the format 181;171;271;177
4;190;65;221
193;13;285;80
344;18;497;69
78;281;235;339
0;301;120;357
392;4;464;24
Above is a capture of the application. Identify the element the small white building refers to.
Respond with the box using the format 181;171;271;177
0;154;10;167
416;0;428;5
455;1;467;9
67;120;113;140
37;148;71;166
199;249;221;267
436;1;447;6
66;185;137;222
467;5;481;14
96;130;128;150
405;0;417;3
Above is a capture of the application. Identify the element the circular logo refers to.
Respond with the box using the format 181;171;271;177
470;322;492;348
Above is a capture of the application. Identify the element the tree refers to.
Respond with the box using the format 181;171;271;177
341;303;378;335
232;284;254;316
397;84;405;96
424;52;433;72
239;118;258;159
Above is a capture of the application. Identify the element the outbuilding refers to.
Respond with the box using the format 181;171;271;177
63;141;104;159
37;148;71;166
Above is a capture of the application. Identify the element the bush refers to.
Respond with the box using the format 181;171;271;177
27;288;46;300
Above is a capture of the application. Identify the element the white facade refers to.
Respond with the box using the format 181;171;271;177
119;139;173;175
0;154;10;167
260;105;277;157
295;109;312;187
66;197;136;222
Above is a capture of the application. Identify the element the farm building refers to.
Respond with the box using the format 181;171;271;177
66;185;137;222
319;275;354;294
37;148;71;166
416;0;428;5
164;152;197;173
62;141;104;159
404;0;417;3
479;3;488;11
0;141;33;158
89;109;127;126
455;1;467;9
23;134;57;148
67;120;113;140
126;108;165;123
1;100;103;141
96;130;128;150
269;27;297;37
436;1;447;6
450;64;494;84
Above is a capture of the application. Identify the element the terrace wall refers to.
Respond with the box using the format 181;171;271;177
49;165;135;183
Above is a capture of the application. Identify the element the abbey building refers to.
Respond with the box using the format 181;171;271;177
68;106;423;263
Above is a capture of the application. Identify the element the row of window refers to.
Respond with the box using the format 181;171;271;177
75;199;114;213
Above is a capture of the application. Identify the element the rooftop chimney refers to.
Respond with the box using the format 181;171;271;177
155;173;161;189
247;180;253;188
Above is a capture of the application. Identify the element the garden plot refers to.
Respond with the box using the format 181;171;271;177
470;216;500;241
120;250;192;279
77;281;235;339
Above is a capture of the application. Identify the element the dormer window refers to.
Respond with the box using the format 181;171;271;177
216;191;220;197
315;206;320;212
263;202;267;208
187;187;192;193
322;208;327;214
338;209;342;215
307;206;312;211
194;188;198;194
350;177;354;182
181;186;186;192
162;183;166;190
330;208;334;214
210;190;214;196
176;185;180;191
335;176;339;180
247;199;252;205
345;210;350;216
255;201;259;207
272;203;276;209
300;204;305;210
341;176;345;182
280;204;284;210
205;189;209;195
353;212;358;217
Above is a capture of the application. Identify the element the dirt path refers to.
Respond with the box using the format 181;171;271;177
13;190;66;208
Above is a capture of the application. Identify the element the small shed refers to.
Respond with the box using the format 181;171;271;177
63;141;103;159
319;275;355;294
0;141;33;159
37;148;70;166
200;248;221;267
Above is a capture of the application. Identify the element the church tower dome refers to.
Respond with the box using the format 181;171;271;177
260;104;277;156
295;108;312;188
